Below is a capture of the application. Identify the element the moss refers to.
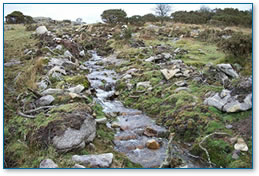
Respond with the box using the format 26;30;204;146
205;121;225;133
64;75;90;89
92;103;105;119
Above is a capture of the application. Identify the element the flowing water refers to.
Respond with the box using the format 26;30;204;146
84;51;207;168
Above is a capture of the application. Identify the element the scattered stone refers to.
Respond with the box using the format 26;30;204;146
79;50;85;57
48;66;67;76
146;139;160;150
234;138;248;152
52;111;96;152
122;74;132;80
39;159;58;168
145;56;157;62
4;59;21;67
72;153;113;168
161;69;180;80
225;124;233;129
36;95;55;106
67;85;85;94
68;92;81;99
36;26;48;35
56;45;62;50
41;88;63;95
174;87;190;93
64;50;73;58
232;150;240;159
72;164;86;168
175;80;187;87
136;81;151;90
95;117;107;124
111;122;120;128
37;80;48;90
217;64;239;78
54;37;62;44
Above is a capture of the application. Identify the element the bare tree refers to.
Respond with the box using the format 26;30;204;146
155;4;171;16
154;4;172;24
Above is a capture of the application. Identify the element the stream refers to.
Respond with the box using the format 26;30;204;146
84;51;207;168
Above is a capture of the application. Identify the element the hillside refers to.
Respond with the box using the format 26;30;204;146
4;19;252;168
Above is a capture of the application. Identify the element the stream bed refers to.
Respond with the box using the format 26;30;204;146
84;51;207;168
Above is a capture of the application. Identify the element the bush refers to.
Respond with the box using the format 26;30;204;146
101;9;127;24
217;32;252;57
5;11;34;24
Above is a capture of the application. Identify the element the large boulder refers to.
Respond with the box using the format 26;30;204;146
52;111;96;152
217;64;239;78
204;77;252;113
36;95;55;106
36;26;48;35
72;153;113;168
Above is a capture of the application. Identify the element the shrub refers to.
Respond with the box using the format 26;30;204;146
217;32;252;57
101;9;127;24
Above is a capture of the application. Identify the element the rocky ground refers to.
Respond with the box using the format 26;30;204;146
4;22;252;168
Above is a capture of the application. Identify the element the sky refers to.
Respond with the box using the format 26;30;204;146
4;4;252;24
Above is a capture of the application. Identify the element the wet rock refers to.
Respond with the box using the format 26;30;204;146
95;117;107;124
161;69;180;80
52;111;96;152
136;81;151;90
217;64;239;78
72;153;113;168
175;80;187;87
146;139;160;150
144;126;168;138
234;138;248;152
4;59;21;67
36;26;48;35
41;88;63;95
67;85;85;94
36;95;55;106
111;122;120;128
39;159;58;168
174;87;190;93
72;164;85;168
79;50;85;57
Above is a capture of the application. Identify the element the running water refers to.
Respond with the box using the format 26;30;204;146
84;51;207;168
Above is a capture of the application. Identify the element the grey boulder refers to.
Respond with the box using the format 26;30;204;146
52;112;96;152
36;95;55;106
72;153;113;168
217;64;239;78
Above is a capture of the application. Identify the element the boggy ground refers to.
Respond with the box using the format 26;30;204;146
4;22;252;168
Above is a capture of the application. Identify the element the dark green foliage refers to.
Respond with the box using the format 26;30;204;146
101;9;127;24
217;32;252;57
142;13;159;22
5;11;35;24
171;8;252;28
128;15;144;26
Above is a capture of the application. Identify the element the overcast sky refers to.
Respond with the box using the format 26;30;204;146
4;4;252;24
